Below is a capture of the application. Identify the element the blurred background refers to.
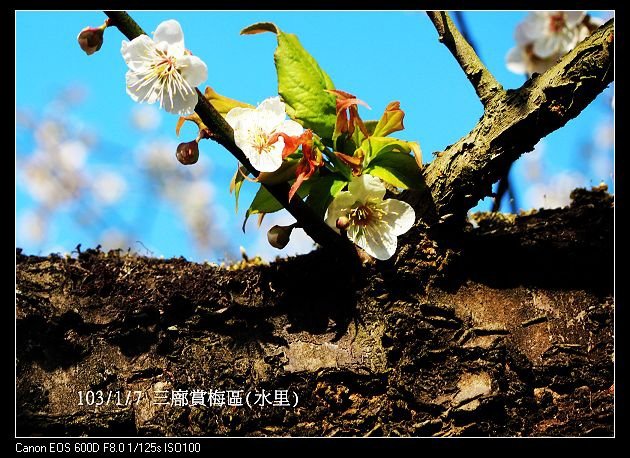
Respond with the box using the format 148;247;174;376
16;11;614;263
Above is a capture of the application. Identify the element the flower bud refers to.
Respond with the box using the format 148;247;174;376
176;140;200;165
336;216;350;231
77;25;105;56
267;224;293;249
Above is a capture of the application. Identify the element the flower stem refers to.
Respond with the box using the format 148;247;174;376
103;11;351;252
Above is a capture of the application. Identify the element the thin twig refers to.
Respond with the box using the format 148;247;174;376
426;11;504;107
451;11;518;213
104;11;348;251
404;19;614;221
492;162;518;213
452;11;478;52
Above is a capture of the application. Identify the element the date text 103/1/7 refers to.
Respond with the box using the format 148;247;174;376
77;390;143;406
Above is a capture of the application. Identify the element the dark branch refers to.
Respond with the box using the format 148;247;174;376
407;19;614;222
104;11;349;252
426;11;504;107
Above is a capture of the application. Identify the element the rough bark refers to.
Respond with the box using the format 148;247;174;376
16;187;613;437
406;19;614;222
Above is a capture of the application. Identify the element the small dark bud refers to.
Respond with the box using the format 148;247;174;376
77;25;105;56
267;224;293;249
336;216;350;231
176;141;200;165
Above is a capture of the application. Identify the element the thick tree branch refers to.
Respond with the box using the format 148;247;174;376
16;188;613;436
427;11;504;107
104;11;349;252
408;19;614;222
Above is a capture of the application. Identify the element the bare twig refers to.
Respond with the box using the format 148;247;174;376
492;163;518;213
451;11;518;212
103;11;349;252
426;11;504;107
452;11;478;52
404;19;614;223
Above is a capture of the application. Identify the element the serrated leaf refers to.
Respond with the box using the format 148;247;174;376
364;153;425;190
360;137;424;190
305;174;348;219
361;137;419;165
241;22;337;141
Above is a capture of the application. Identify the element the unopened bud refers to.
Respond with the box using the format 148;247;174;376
176;140;200;165
267;224;293;249
336;216;350;231
77;24;106;56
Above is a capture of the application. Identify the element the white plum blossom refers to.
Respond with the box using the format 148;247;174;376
225;96;303;172
506;11;603;76
325;174;416;261
121;20;207;115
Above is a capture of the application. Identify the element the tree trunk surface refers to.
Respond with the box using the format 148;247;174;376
16;187;614;437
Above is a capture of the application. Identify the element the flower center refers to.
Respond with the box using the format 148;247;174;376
253;129;274;154
127;45;194;109
349;205;372;227
349;199;386;228
549;13;566;33
152;53;178;80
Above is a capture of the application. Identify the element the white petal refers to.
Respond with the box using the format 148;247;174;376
348;174;386;202
530;56;557;75
225;107;254;129
121;35;156;72
153;19;185;56
232;112;257;148
565;11;586;27
381;199;416;236
258;96;286;118
576;24;589;43
558;30;579;54
533;35;559;58
125;70;160;104
163;88;199;115
360;223;397;260
178;55;207;87
277;119;304;137
515;24;532;46
325;190;355;231
517;13;546;44
506;47;527;74
257;96;287;128
247;143;284;173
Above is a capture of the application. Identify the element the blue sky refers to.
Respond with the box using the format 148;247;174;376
15;11;614;262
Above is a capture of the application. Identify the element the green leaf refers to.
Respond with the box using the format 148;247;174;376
360;137;424;190
229;164;250;213
306;174;348;219
241;22;337;141
257;155;301;185
364;120;378;136
364;153;425;190
372;101;405;137
243;181;312;231
203;86;254;116
361;137;422;166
